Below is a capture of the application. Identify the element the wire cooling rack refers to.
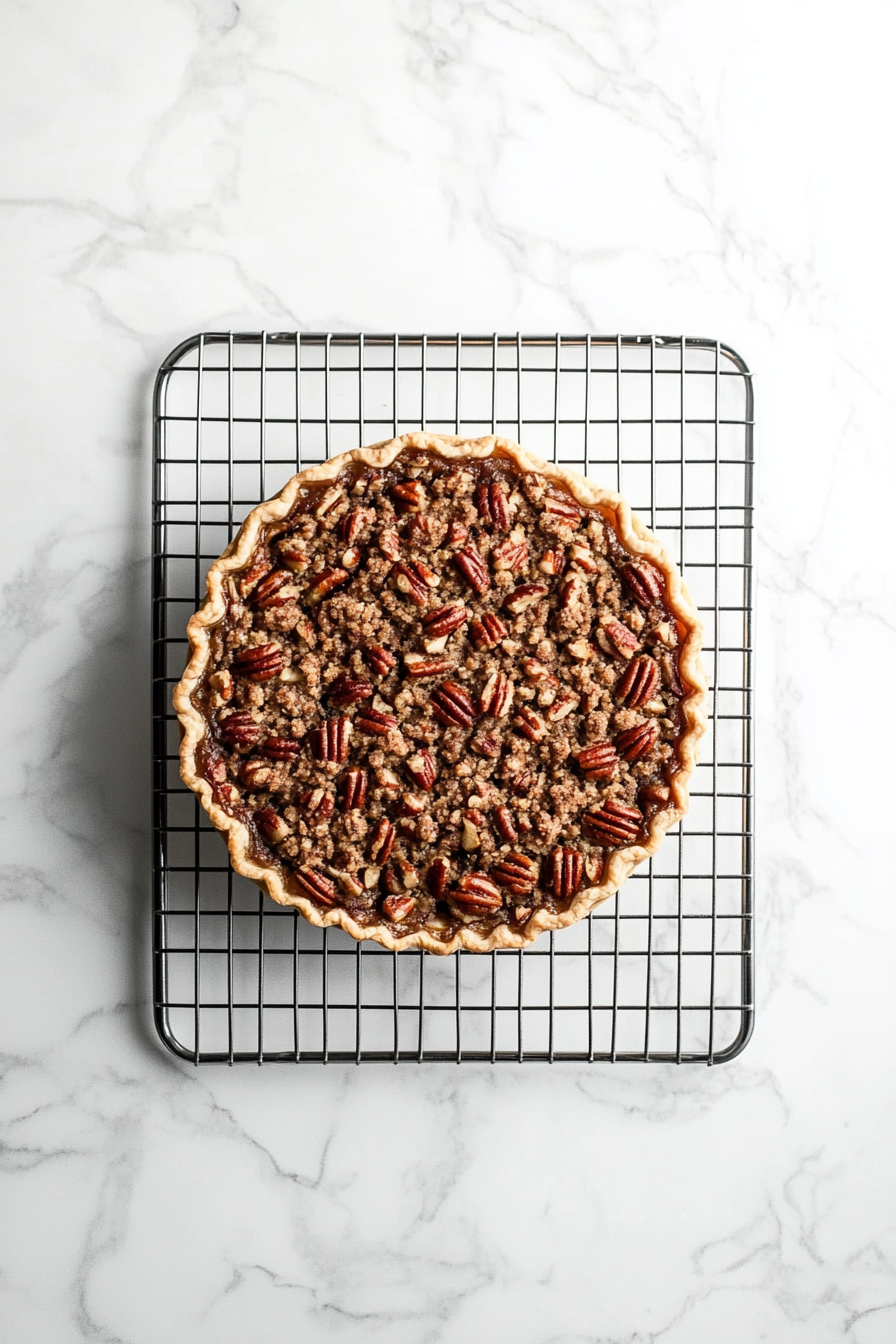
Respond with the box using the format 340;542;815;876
152;332;754;1065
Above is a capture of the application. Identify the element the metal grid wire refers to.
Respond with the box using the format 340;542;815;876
152;332;754;1065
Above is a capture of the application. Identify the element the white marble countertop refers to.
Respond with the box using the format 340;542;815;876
2;3;895;1341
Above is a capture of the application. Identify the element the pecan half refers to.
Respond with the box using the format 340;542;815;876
385;858;419;891
453;873;503;910
573;742;619;781
391;479;427;513
479;670;514;718
615;722;659;761
470;612;508;649
549;847;584;900
423;602;469;638
622;560;665;607
308;717;352;763
391;561;430;606
379;528;401;560
543;494;583;523
232;643;285;681
475;480;511;531
305;568;349;604
491;537;528;572
297;788;335;821
471;733;501;758
404;653;455;679
427;857;452;898
493;805;519;843
262;736;304;761
383;894;416;922
504;583;548;614
340;507;367;545
546;689;579;723
277;538;312;574
295;868;337;906
582;800;644;846
253;569;298;608
341;768;368;811
219;711;260;750
406;749;437;791
453;546;491;595
617;656;661;708
369;818;397;864
600;616;639;660
256;807;293;844
363;644;397;677
238;556;274;595
491;851;537;894
328;672;374;707
355;706;398;736
431;681;477;728
513;706;547;742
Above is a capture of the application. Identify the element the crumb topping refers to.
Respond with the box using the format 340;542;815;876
194;449;688;942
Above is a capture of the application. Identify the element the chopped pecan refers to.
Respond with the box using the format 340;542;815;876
546;689;579;722
314;485;346;520
328;672;374;707
297;788;335;821
391;561;430;605
262;736;304;761
218;710;260;750
538;547;566;576
431;680;477;728
521;657;554;683
510;769;536;795
355;706;398;736
479;670;514;718
277;538;312;573
253;569;298;609
471;733;501;758
617;656;661;707
491;851;537;894
404;653;455;679
568;542;598;573
493;805;519;843
573;742;619;781
475;479;511;530
340;507;367;545
391;480;427;513
383;893;415;922
491;537;529;572
453;873;503;910
513;706;547;742
447;519;469;545
549;847;585;900
341;546;362;569
255;807;293;844
558;575;585;611
600;616;639;660
240;758;272;788
514;906;534;924
341;768;368;811
308;717;352;763
378;528;401;560
427;857;452;898
387;858;419;890
582;800;644;846
363;644;397;677
622;559;665;607
208;670;233;705
305;567;349;603
543;494;583;523
565;638;593;661
615;722;659;761
369;817;397;864
423;602;469;638
406;749;437;791
504;583;548;614
453;546;491;596
294;868;338;906
661;651;684;698
232;642;285;681
470;612;508;649
584;852;604;885
238;555;274;596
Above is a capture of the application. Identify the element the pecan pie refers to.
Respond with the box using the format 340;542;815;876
174;434;706;953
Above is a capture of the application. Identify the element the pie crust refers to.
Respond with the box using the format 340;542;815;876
174;433;707;954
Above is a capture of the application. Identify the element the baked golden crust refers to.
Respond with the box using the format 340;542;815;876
174;433;707;953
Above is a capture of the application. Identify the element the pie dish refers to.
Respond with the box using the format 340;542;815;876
174;433;706;954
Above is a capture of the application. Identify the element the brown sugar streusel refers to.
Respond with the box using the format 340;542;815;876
194;448;689;944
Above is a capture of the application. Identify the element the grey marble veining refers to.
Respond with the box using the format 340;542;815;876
1;2;895;1341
